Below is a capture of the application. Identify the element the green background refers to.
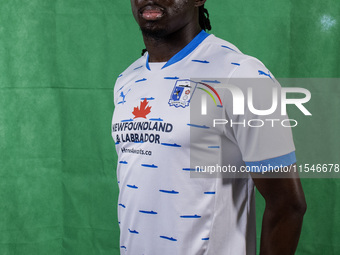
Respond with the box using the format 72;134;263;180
0;0;339;254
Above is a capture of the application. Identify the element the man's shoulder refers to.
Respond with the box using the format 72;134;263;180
113;55;146;91
117;55;146;78
205;34;242;54
202;34;272;78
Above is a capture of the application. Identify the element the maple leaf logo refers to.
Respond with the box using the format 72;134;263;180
132;98;152;119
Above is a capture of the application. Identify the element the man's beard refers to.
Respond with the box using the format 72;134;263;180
140;24;168;40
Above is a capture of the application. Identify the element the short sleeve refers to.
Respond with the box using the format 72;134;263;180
222;57;296;171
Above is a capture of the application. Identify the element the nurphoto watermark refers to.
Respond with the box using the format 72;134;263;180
187;78;339;179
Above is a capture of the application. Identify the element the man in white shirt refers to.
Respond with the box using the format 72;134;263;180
112;1;306;254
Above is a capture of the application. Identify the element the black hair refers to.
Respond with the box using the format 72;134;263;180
198;5;212;32
141;5;212;56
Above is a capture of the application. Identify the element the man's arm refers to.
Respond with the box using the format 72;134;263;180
251;164;307;255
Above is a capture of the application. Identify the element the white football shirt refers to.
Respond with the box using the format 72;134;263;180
112;31;296;255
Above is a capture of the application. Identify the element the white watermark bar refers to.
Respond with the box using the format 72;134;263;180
188;78;340;179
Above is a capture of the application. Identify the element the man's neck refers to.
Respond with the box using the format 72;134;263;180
143;25;202;63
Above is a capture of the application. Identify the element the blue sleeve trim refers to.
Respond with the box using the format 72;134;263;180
245;151;296;172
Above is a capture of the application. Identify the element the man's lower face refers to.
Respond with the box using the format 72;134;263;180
131;0;195;38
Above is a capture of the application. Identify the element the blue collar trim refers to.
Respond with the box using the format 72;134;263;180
146;54;150;70
145;30;210;71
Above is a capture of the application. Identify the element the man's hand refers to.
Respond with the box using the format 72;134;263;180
251;164;307;255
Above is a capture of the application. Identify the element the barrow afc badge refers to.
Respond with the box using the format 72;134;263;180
168;79;198;108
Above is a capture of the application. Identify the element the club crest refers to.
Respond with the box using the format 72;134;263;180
168;79;197;108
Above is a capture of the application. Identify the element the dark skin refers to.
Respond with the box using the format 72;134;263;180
251;165;306;255
130;0;307;254
131;0;204;62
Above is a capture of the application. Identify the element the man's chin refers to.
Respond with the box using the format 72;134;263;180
140;27;168;39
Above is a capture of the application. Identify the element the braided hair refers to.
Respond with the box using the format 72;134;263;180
141;5;212;55
198;5;212;32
